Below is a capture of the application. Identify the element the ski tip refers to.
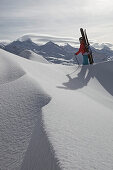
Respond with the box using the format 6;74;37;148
80;28;83;31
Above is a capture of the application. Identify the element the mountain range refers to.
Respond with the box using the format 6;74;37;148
1;34;113;170
1;35;113;65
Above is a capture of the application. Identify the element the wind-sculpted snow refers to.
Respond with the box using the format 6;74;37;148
0;53;25;85
43;62;113;170
0;49;60;170
0;49;113;170
19;49;49;63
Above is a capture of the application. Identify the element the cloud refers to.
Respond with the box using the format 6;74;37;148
0;0;113;43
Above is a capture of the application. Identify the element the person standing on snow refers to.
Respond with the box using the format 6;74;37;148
75;37;89;65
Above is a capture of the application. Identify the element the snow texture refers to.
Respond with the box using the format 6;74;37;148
19;49;49;63
0;49;60;170
0;48;113;170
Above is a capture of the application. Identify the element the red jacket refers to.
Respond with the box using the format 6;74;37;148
75;42;87;55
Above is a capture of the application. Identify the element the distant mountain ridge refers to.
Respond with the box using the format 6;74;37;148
17;34;113;50
1;36;113;65
4;39;40;56
4;39;76;65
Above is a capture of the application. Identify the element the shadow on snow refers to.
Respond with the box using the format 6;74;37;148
57;62;113;97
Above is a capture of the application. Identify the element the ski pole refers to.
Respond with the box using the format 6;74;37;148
74;54;79;65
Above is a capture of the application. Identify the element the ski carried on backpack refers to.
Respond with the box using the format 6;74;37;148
80;28;94;64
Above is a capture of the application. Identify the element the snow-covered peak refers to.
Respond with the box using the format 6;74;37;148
44;41;56;47
18;35;33;42
18;33;78;46
0;40;11;45
18;34;113;51
4;39;40;56
91;42;113;50
62;43;76;53
1;34;113;65
0;40;11;49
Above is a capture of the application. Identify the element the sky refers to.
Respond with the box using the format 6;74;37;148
0;0;113;44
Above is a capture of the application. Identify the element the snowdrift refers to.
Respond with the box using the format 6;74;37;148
0;49;60;170
19;49;49;63
0;48;113;170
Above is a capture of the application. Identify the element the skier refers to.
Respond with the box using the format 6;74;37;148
75;37;89;65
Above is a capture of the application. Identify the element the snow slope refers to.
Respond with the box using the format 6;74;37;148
0;49;113;170
0;49;60;170
19;49;49;63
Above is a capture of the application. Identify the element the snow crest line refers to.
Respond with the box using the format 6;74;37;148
0;49;61;170
0;53;25;85
1;48;113;170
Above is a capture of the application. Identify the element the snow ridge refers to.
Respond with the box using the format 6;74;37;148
0;49;61;170
0;47;113;170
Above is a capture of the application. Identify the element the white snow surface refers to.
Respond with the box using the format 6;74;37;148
19;49;49;63
0;49;113;170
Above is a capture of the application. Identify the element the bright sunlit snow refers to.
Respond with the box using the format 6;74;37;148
0;48;113;170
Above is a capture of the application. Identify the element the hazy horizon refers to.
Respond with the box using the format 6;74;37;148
0;0;113;44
